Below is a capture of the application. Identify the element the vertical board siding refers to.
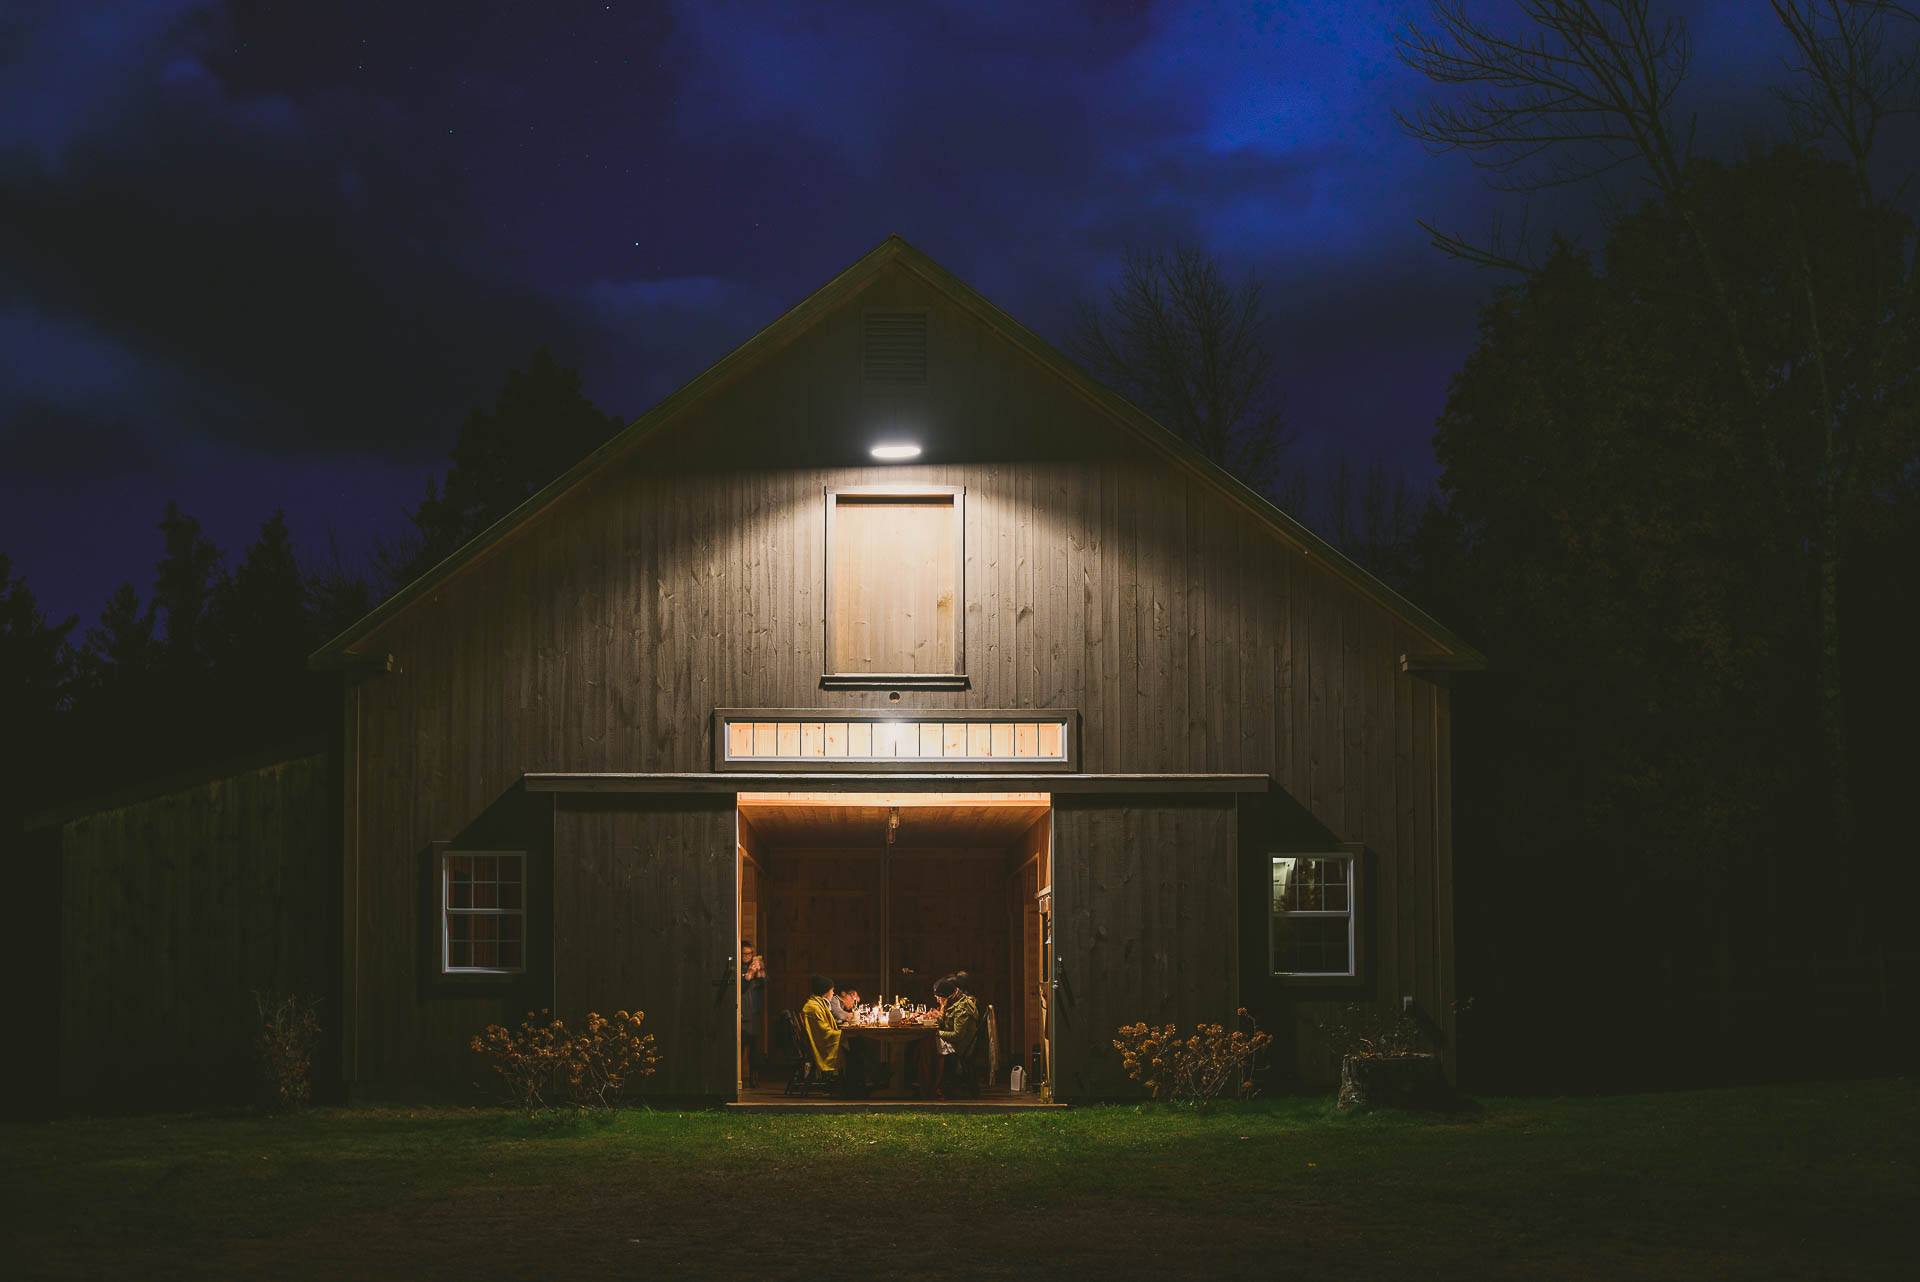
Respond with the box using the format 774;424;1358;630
553;795;735;1098
338;262;1459;1091
1051;795;1239;1097
58;754;331;1100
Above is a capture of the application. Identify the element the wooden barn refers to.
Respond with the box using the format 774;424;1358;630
310;234;1481;1101
48;235;1481;1104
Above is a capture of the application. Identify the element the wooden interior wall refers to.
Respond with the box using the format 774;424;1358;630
740;860;760;954
759;842;1017;1061
342;257;1458;1090
58;753;331;1101
888;849;1013;1058
552;795;735;1097
739;826;767;1055
733;817;764;1059
1052;795;1239;1098
1008;812;1050;1082
760;848;882;1022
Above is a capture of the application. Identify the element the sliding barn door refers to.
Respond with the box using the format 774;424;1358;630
1051;793;1240;1098
553;793;738;1099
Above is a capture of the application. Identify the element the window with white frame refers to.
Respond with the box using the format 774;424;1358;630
1269;853;1357;978
443;851;526;974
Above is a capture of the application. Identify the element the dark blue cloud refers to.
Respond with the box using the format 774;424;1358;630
0;0;1813;629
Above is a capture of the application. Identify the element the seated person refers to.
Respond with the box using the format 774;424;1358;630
912;974;977;1099
830;985;886;1093
799;974;843;1077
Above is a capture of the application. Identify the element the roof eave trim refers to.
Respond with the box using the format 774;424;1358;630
524;771;1271;794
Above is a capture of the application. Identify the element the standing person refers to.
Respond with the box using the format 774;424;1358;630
739;939;766;1087
937;974;980;1094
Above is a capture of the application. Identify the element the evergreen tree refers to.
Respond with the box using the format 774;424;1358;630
305;531;377;646
153;501;228;679
75;583;159;698
1320;456;1429;594
0;556;75;806
217;509;311;684
1398;0;1920;857
0;554;72;709
381;349;624;585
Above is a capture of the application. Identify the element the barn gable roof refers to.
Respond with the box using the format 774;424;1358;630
311;235;1483;668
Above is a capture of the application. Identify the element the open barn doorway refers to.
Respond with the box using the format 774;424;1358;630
734;792;1054;1107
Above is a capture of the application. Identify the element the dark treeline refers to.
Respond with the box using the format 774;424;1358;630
1425;152;1920;1089
0;349;623;831
1389;0;1920;1089
1295;150;1920;1091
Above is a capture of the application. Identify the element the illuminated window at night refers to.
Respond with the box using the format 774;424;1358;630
824;485;964;682
443;851;526;974
1270;854;1356;978
720;715;1070;766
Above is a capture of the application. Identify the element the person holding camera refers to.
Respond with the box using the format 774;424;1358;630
739;939;766;1086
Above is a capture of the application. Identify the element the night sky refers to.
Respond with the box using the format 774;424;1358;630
2;1;1791;631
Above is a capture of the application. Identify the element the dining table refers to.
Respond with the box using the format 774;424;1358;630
838;1021;941;1098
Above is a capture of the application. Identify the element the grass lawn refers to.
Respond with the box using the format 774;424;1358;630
6;1078;1914;1280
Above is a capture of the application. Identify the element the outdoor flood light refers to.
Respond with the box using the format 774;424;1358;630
870;442;922;460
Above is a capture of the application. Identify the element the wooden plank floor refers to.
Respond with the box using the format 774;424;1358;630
728;1078;1060;1113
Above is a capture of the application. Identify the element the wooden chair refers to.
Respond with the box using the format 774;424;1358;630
985;1003;999;1086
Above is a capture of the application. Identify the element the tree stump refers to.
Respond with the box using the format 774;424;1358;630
1337;1053;1451;1111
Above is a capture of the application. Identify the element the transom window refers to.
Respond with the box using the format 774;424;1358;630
824;485;964;688
714;710;1078;772
1270;853;1358;978
443;851;526;974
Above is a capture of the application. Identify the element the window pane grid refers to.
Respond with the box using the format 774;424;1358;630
1270;855;1355;977
444;852;526;974
723;717;1068;762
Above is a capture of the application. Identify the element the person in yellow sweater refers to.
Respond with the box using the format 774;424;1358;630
800;973;843;1076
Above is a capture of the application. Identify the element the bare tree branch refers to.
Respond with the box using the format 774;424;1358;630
1070;245;1292;491
1394;1;1693;197
1772;1;1920;212
1397;0;1920;856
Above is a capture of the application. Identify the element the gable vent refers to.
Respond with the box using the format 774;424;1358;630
863;311;927;384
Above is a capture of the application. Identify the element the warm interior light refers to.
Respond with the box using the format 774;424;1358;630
870;442;922;460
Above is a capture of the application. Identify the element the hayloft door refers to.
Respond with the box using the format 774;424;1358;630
552;792;740;1100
